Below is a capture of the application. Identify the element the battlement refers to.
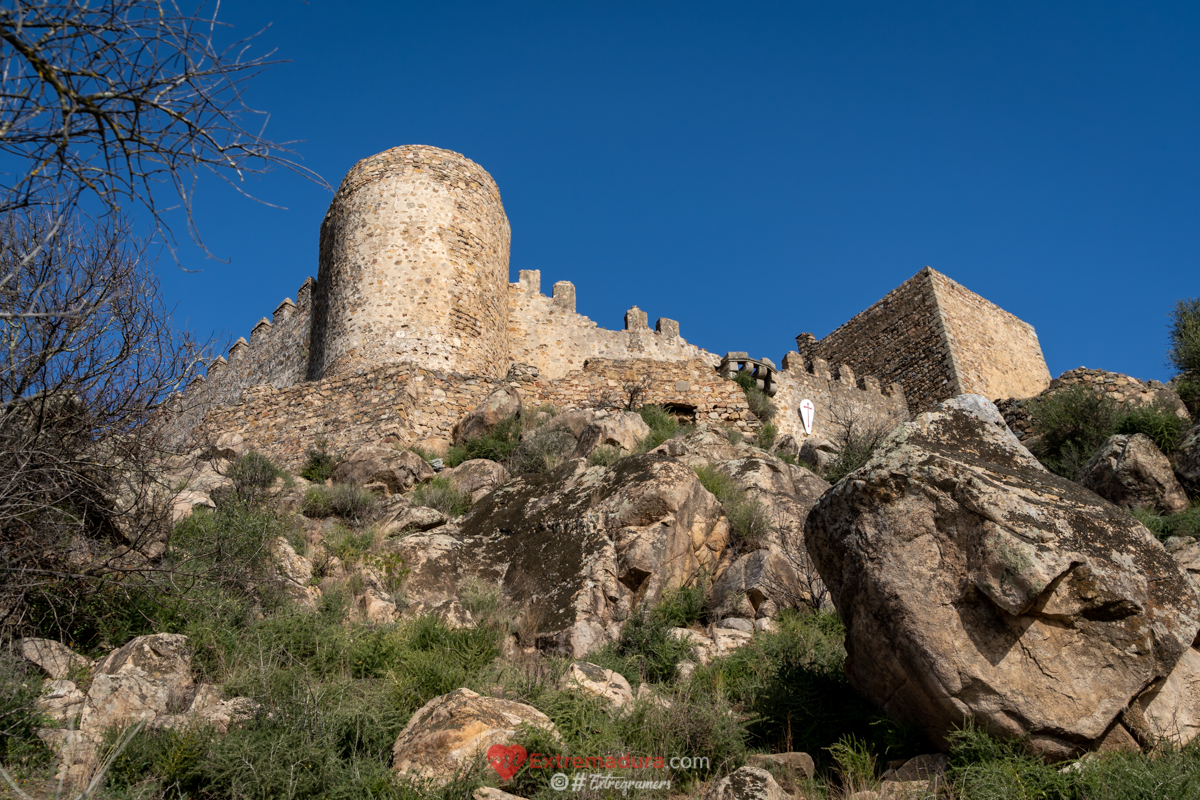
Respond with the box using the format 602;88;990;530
161;146;1044;459
506;269;713;379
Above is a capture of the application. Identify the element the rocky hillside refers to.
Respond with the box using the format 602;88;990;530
5;379;1200;800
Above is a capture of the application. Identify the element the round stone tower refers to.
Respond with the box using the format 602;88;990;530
307;145;511;379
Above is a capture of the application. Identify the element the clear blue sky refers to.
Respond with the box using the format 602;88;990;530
160;1;1200;385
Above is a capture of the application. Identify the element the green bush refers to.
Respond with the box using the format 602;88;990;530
301;484;379;524
755;422;778;450
594;606;695;685
723;426;744;445
1116;400;1190;453
588;445;622;467
636;404;680;452
690;610;928;772
656;580;708;628
168;503;283;599
225;451;284;504
1130;504;1200;542
1026;386;1123;479
299;437;340;483
1170;296;1200;414
445;417;523;467
694;464;770;554
733;370;777;423
0;652;49;773
507;426;576;475
323;525;376;565
410;477;471;517
407;445;437;463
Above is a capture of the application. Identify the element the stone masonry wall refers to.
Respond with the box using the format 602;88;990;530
182;357;755;471
507;270;715;379
808;268;956;415
528;358;753;429
166;277;318;447
930;270;1051;403
309;146;511;380
773;354;909;442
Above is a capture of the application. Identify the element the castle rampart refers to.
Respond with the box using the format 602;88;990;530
308;145;512;380
506;269;715;379
162;146;1060;464
805;267;1050;414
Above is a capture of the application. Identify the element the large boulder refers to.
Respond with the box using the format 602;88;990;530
18;638;90;680
1136;646;1200;747
543;408;598;440
333;446;433;494
453;386;521;445
702;766;789;800
561;662;633;709
799;437;840;473
387;454;730;656
1077;433;1189;514
571;411;652;457
1177;424;1200;496
707;456;831;619
805;394;1200;759
391;688;555;782
442;458;511;501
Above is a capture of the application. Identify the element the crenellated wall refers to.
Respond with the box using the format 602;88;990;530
772;353;909;442
167;277;318;444
805;267;1050;415
507;270;716;379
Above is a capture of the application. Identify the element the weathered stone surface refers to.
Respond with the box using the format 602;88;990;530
670;627;753;665
453;386;521;445
474;789;529;800
747;751;814;780
544;408;597;440
772;434;800;460
882;753;947;782
799;436;840;472
271;537;320;610
571;411;652;457
37;680;86;725
381;504;448;537
805;394;1200;759
1138;646;1200;747
208;431;247;461
561;662;633;709
333;446;433;494
18;638;90;680
170;489;216;525
388;455;729;656
1078;433;1189;514
649;425;747;468
701;766;789;800
708;456;831;619
1177;424;1200;495
443;459;511;501
391;688;555;782
1169;539;1200;594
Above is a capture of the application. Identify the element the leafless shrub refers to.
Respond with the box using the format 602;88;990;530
821;396;894;484
0;210;204;638
0;1;326;255
594;373;653;411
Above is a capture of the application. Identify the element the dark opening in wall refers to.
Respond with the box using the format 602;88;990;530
662;403;698;423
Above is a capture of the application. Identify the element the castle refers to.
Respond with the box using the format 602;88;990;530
168;146;1051;467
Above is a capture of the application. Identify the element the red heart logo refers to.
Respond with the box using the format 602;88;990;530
487;743;527;780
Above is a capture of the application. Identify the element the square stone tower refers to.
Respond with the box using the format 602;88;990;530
799;267;1051;414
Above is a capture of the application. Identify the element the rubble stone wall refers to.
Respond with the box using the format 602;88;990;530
308;145;511;380
809;267;1050;415
507;270;715;379
168;277;317;446
773;354;910;442
998;367;1191;442
809;268;956;414
931;270;1051;403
